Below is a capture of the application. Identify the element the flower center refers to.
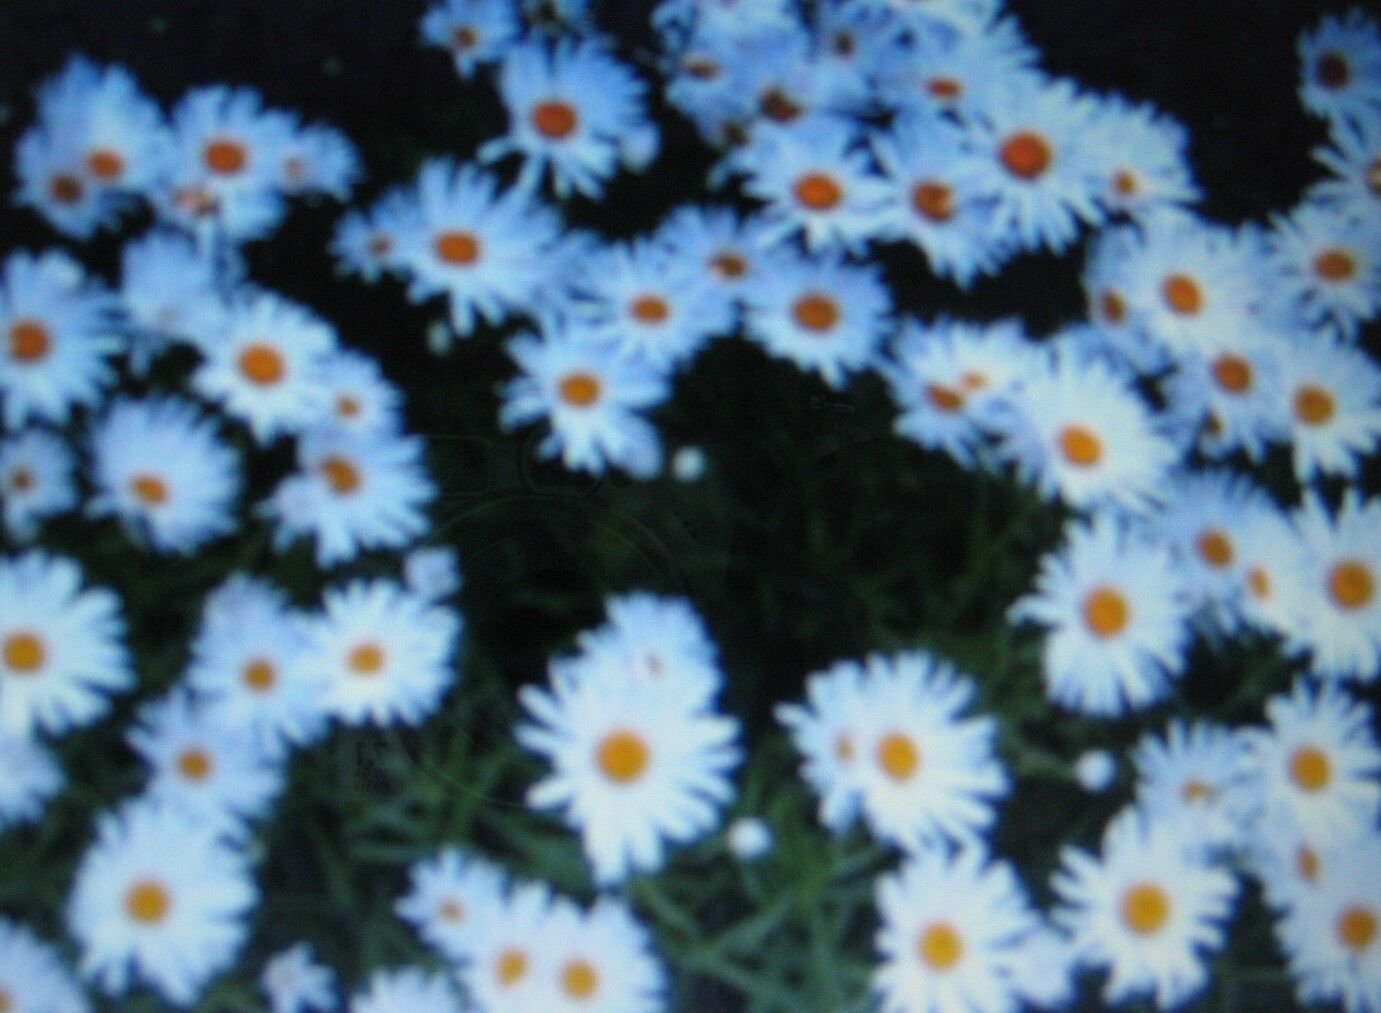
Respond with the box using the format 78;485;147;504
559;372;602;407
1211;354;1252;393
1057;424;1102;467
337;395;361;419
911;181;954;222
711;251;747;279
1337;905;1378;953
174;186;219;217
1112;169;1139;196
8;320;51;363
451;25;478;50
238;342;286;386
496;949;528;987
834;733;854;762
531;100;578;140
435;230;482;266
1313;248;1356;282
439;898;465;922
1082;586;1130;638
916;922;963;970
368;233;394;258
1328;559;1374;610
1247;565;1271;600
630;295;670;324
793;173;843;211
876;732;920;782
1316;51;1351;89
1180;779;1214;804
125;879;172;924
3;632;46;674
791;294;839;333
319;455;362;495
925;384;964;413
1368;157;1381;196
1120;882;1170;936
9;466;35;492
926;76;962;99
1292;384;1335;426
243;658;277;692
1098;290;1127;325
1195;529;1234;569
1289;746;1330;792
48;173;84;204
1161;273;1202;315
348;642;385;676
596;729;650;783
1297;844;1320;882
560;959;600;999
130;473;171;506
177;747;214;781
86;147;126;181
683;56;721;80
759;88;802;123
999;131;1052;180
204;138;248;174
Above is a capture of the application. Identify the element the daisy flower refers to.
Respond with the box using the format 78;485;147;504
118;230;232;369
461;880;555;1012
991;350;1176;514
420;0;521;78
870;112;1011;288
87;396;241;554
186;575;326;754
499;324;670;479
1160;328;1290;463
872;845;1040;1013
742;250;891;389
1080;227;1172;375
351;968;462;1013
193;292;338;444
0;551;131;738
330;188;419;283
811;0;906;113
263;429;434;568
275;121;359;200
0;732;64;829
483;39;655;198
1235;500;1313;639
529;896;667;1012
1;249;120;429
1290;491;1381;682
516;660;740;885
396;848;507;963
1240;680;1381;845
311;349;403;439
0;428;77;541
397;159;564;335
1278;334;1381;483
1312;113;1381;215
875;16;1038;121
1267;200;1381;340
1054;808;1239;1009
1274;829;1381;1012
154;85;293;244
0;918;88;1013
967;78;1107;253
1298;10;1381;129
1010;514;1193;717
775;657;873;833
261;943;336;1013
652;205;775;305
1085;96;1199;220
847;652;1008;851
738;116;889;252
403;546;462;603
881;317;1031;467
1132;721;1254;855
571;239;734;371
66;801;256;1005
301;579;462;727
127;689;284;837
13;123;113;239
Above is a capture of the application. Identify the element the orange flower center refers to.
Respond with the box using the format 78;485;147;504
439;898;466;922
1098;290;1127;325
596;729;650;783
916;921;963;970
86;148;125;181
48;173;84;204
337;395;361;419
130;473;170;506
243;659;277;692
348;643;385;676
1057;424;1102;467
793;173;843;211
791;294;839;333
1289;746;1331;792
177;748;213;781
630;295;670;324
238;342;286;386
496;949;528;986
125;879;172;924
435;230;481;266
1161;274;1202;315
1195;529;1234;569
559;372;602;407
1083;586;1130;638
1112;169;1139;196
911;181;954;222
1313;248;1356;282
204;138;248;174
711;251;747;279
1180;779;1214;804
999;131;1052;180
319;455;362;495
1247;565;1271;600
834;733;854;762
531;100;578;139
560;959;600;999
876;732;920;782
759;88;802;123
925;384;964;413
1337;905;1378;953
8;320;51;363
1327;560;1374;611
1293;384;1335;426
3;632;46;674
683;56;721;80
1210;354;1252;393
1120;883;1170;935
451;25;478;50
927;76;962;99
1297;844;1320;883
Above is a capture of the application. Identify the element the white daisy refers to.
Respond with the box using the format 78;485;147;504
875;16;1038;121
351;967;462;1013
1053;808;1239;1009
1268;200;1381;340
193;292;338;444
517;660;740;885
1010;514;1193;716
311;350;403;439
396;848;507;963
263;430;434;568
0;551;131;738
775;657;873;833
276;121;360;200
499;324;670;479
460;880;554;1013
1;249;120;429
873;845;1040;1013
66;801;256;1005
0;428;77;541
0;732;64;829
118;229;231;369
527;896;667;1012
87;396;241;554
261;943;336;1013
1290;491;1381;682
1298;10;1381;129
1080;226;1171;376
0;918;88;1013
1278;334;1381;483
1239;679;1381;846
652;205;775;305
1085;96;1199;221
420;0;521;79
330;188;420;283
1312;113;1381;215
302;580;462;727
1235;500;1313;640
1132;721;1254;855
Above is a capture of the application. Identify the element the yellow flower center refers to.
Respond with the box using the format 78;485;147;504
238;342;286;386
177;748;213;782
243;659;277;692
1289;746;1331;793
1195;529;1234;569
1120;882;1170;935
559;372;602;407
916;921;963;970
876;732;920;782
1337;905;1377;953
319;455;362;495
793;172;843;211
496;948;528;986
1082;586;1130;638
1327;560;1374;611
1292;384;1335;426
1161;273;1202;315
1056;424;1102;467
560;959;600;999
348;642;385;676
596;729;650;784
125;879;172;924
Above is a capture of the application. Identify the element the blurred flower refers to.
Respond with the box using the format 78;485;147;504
0;917;88;1013
261;943;336;1013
